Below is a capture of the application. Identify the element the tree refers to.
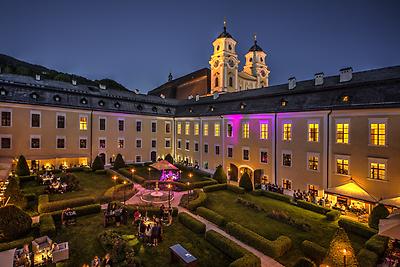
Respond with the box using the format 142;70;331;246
368;203;389;229
239;172;253;191
165;154;174;164
213;165;227;184
0;205;32;242
92;156;105;171
323;228;359;267
16;155;30;176
113;154;126;170
4;176;26;208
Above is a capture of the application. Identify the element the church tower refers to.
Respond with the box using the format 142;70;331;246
243;34;270;87
209;20;240;93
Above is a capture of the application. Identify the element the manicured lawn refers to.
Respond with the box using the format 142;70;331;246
54;213;231;267
204;190;367;266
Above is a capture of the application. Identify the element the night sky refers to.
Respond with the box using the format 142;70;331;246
1;0;400;93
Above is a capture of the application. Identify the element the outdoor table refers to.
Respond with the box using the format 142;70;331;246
170;244;197;267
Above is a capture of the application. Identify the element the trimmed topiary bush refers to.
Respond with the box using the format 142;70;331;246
239;172;253;191
227;184;245;194
368;203;389;230
365;234;389;256
301;240;327;264
113;153;126;170
4;176;26;208
187;189;207;211
293;257;317;267
164;154;174;164
0;236;34;252
16;155;30;176
39;214;56;236
213;165;227;184
196;207;226;227
38;196;95;213
357;248;379;267
258;190;293;203
296;200;332;215
338;218;377;238
326;210;341;221
203;184;226;192
323;228;358;267
92;155;104;171
178;212;206;234
0;205;32;242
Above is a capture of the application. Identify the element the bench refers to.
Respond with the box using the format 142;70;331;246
169;244;197;267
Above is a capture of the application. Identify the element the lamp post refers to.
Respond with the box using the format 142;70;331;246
186;182;191;209
227;167;231;184
148;167;151;180
343;249;347;267
123;181;127;205
167;183;172;208
130;168;135;181
112;175;117;201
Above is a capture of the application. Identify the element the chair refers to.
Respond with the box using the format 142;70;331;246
52;242;69;263
32;236;52;253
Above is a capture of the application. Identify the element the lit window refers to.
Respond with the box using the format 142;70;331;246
242;123;249;139
214;123;220;137
282;153;292;167
336;158;349;175
80;116;87;130
194;123;199;135
185;122;190;135
308;185;318;195
308;155;319;171
227;123;233;137
260;151;268;163
203;123;209;136
370;162;386;180
370;123;386;146
177;122;182;135
283;123;292;141
336;123;349;144
118;139;125;149
260;123;268;140
283;179;292;190
243;149;249;160
308;123;319;142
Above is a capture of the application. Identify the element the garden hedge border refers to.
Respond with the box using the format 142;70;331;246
39;213;56;236
325;210;341;221
338;218;377;238
203;184;227;192
188;189;207;211
300;240;327;264
48;204;101;222
196;207;226;227
365;234;389;256
357;248;379;267
178;212;206;235
38;195;95;213
296;200;331;215
252;190;293;203
0;236;34;252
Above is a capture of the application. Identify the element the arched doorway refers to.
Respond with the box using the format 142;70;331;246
229;163;238;182
99;153;106;165
238;165;254;189
254;169;264;190
150;151;157;162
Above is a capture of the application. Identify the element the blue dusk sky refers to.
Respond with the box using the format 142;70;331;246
1;0;399;92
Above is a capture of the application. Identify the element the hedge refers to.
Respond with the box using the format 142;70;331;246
227;184;245;194
38;194;49;211
190;179;218;189
338;218;377;238
203;184;226;192
205;230;260;267
0;236;34;252
296;200;331;215
48;204;101;222
66;167;87;172
38;196;95;213
326;210;341;221
365;234;389;256
300;240;327;264
196;207;226;227
225;222;292;258
17;174;37;184
39;214;56;236
188;189;207;211
118;168;146;184
94;169;107;175
258;190;293;203
293;257;317;267
357;248;379;267
178;212;206;235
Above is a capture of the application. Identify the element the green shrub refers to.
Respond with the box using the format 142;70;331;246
260;190;293;203
191;179;218;188
225;222;291;258
213;165;227;184
338;218;377;238
300;240;327;264
16;155;30;176
178;212;206;234
38;196;95;213
188;189;207;211
5;176;26;208
66;167;84;172
196;207;226;227
94;169;107;175
326;210;341;221
324;228;359;267
0;205;32;242
164;154;174;164
368;204;389;229
113;153;126;169
239;172;253;191
38;194;49;206
227;184;245;194
92;156;105;171
357;248;378;267
293;257;317;267
229;254;261;267
18;174;37;184
365;234;389;256
0;236;34;252
24;193;36;203
296;200;331;215
39;214;56;236
203;183;227;192
49;204;101;222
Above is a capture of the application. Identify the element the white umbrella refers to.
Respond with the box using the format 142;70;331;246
0;248;16;267
379;210;400;239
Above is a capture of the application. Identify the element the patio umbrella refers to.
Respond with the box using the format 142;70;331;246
379;210;400;240
0;248;16;267
150;160;178;171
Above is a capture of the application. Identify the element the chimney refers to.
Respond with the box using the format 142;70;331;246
35;74;41;81
187;95;194;100
160;94;165;99
340;67;353;82
314;72;324;86
288;77;296;90
99;84;106;90
72;79;77;86
195;94;200;101
213;92;219;99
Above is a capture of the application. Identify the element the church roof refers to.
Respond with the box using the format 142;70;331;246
248;41;264;52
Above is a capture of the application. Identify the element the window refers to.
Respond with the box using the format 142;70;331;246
369;159;386;180
80;116;88;130
151;140;156;148
227;146;233;158
79;138;87;149
370;122;386;146
243;148;249;161
308;123;319;142
185;140;190;151
194;123;199;135
282;153;292;167
336;158;349;175
194;142;199;152
99;118;106;131
308;185;318;195
31;136;40;149
282;179;292;190
118;138;125;149
151;121;157;133
215;145;220;155
308;154;319;171
165;121;171;133
242;122;249;138
118;119;124;131
177;122;182;134
56;137;65;149
185;122;190;135
283;123;292;141
260;150;268;163
1;136;11;149
260;123;268;140
57;114;65;129
165;138;171;148
99;138;106;149
136;155;142;163
177;139;182;149
204;144;209;153
31;112;41;128
215;77;219;87
1;111;11;127
227;123;233;137
214;123;220;137
229;77;233;87
203;123;209;136
136;121;142;132
136;139;142;148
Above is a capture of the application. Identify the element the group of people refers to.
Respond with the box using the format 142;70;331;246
293;189;318;203
263;182;285;194
81;253;113;267
104;202;128;227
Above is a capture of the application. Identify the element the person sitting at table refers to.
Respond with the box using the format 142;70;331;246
91;255;100;267
102;253;113;267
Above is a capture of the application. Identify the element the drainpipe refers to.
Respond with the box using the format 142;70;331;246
221;115;225;170
274;112;277;185
90;110;93;166
326;110;332;190
199;117;203;170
